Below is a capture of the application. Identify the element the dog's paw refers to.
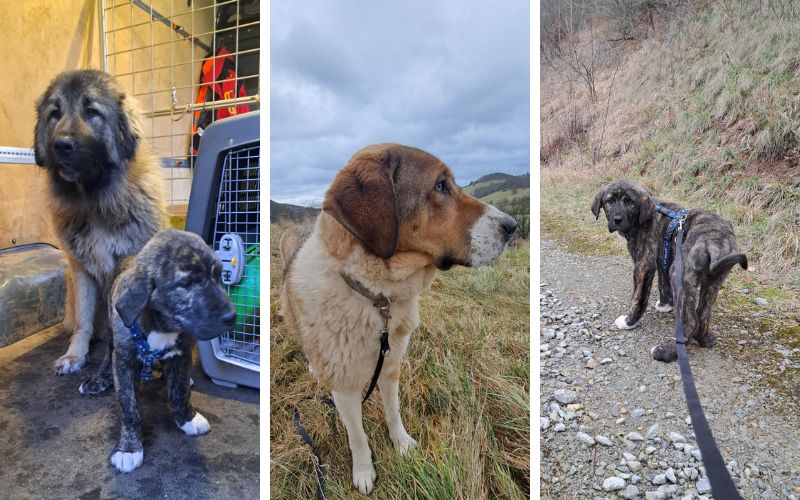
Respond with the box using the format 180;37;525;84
352;461;377;495
613;315;639;330
179;412;210;436
655;301;674;313
393;431;417;457
79;374;113;396
651;345;678;362
54;354;86;375
697;332;716;348
111;450;143;473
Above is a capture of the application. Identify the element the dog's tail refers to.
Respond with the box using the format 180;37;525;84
279;224;313;278
709;253;748;278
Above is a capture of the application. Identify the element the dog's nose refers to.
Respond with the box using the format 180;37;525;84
613;215;623;225
221;311;237;326
54;138;77;157
502;217;518;240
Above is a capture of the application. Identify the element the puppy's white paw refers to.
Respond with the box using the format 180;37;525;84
352;462;377;495
179;412;210;436
613;315;639;330
54;354;86;375
655;301;673;313
393;431;418;457
111;450;143;473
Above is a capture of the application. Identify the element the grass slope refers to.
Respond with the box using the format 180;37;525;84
542;2;800;283
462;173;530;201
270;224;530;499
480;188;531;205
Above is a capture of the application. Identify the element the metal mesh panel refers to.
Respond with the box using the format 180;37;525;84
102;0;260;222
212;143;259;365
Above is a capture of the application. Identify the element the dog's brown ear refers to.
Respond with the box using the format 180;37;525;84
33;95;50;167
637;189;655;225
591;187;606;220
114;265;152;327
323;150;399;259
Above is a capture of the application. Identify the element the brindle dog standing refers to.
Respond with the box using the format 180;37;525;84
591;181;747;362
34;70;166;394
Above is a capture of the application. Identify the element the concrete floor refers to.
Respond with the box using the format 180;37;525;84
0;325;259;499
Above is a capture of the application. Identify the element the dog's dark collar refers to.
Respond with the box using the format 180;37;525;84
339;272;391;403
655;204;689;273
129;321;177;382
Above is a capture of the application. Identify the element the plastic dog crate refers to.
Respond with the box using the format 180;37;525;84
185;111;260;389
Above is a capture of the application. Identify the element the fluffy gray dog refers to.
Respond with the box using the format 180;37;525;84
34;69;166;394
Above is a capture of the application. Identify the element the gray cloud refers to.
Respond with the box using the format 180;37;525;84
271;0;530;205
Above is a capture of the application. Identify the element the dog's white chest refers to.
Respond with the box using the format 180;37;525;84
147;332;180;359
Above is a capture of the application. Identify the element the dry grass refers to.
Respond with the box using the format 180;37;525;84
542;2;800;283
269;224;530;499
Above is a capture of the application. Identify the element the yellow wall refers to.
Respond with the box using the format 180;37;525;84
0;0;214;247
0;0;102;246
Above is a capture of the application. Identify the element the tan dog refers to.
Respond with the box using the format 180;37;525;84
280;143;517;494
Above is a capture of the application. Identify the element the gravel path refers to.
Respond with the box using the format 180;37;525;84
540;239;800;499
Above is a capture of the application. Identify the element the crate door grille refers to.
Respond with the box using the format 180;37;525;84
212;143;259;364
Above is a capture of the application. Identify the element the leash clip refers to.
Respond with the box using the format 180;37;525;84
379;328;390;356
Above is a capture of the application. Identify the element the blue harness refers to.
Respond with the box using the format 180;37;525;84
655;204;689;273
129;321;173;382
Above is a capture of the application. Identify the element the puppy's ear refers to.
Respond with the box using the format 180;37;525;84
591;188;606;220
33;99;48;167
114;265;152;327
322;150;400;259
116;93;142;162
637;189;656;225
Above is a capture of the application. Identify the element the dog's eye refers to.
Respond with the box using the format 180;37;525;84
177;274;201;287
49;109;61;122
435;181;448;194
86;107;101;119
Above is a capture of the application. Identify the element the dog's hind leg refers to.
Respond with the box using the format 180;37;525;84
55;265;96;375
696;279;724;348
332;388;376;495
378;348;417;456
652;269;700;362
79;297;115;395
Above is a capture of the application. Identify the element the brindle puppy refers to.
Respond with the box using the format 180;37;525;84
591;180;747;362
108;229;236;473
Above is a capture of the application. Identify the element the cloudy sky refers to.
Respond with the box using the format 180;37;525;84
270;1;530;205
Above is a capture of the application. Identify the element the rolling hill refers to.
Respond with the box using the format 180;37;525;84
462;172;531;203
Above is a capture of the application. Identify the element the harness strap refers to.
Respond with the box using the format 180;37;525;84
655;204;689;273
128;321;169;382
339;272;393;403
673;227;741;499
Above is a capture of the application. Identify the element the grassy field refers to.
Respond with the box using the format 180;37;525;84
542;2;800;284
269;224;530;499
480;188;531;205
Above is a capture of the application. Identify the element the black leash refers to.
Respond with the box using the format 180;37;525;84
673;219;742;499
292;403;327;500
292;273;393;497
339;272;393;403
